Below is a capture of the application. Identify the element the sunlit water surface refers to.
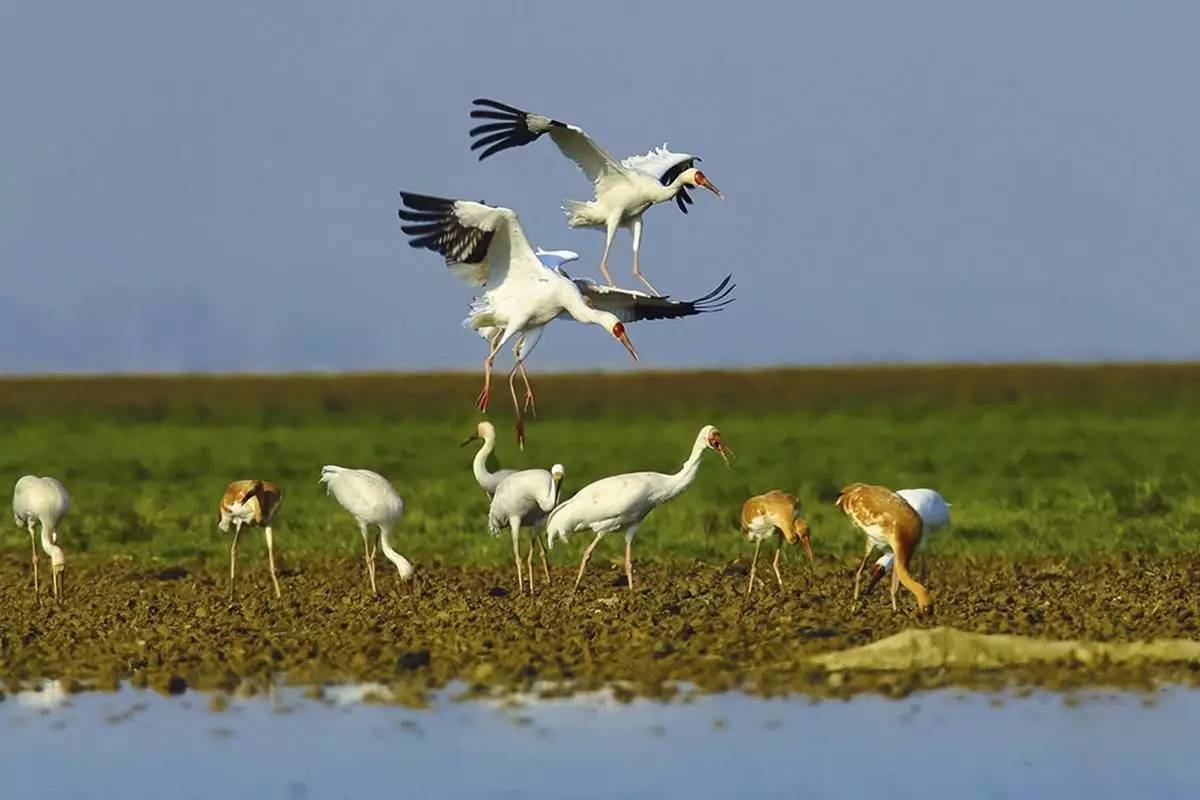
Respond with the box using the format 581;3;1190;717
3;682;1198;799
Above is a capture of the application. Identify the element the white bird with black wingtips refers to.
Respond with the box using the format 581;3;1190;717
468;99;723;295
546;425;732;599
397;192;733;447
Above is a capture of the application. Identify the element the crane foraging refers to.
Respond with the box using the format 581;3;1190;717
320;466;413;595
12;475;70;603
547;425;731;599
488;464;565;593
398;192;733;447
863;488;951;597
218;479;283;601
835;483;932;615
738;490;813;596
469;98;723;295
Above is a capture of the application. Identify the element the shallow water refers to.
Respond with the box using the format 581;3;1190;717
4;683;1198;799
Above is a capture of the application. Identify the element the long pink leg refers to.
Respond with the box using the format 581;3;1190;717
507;362;527;450
518;361;537;416
476;332;504;412
570;533;604;601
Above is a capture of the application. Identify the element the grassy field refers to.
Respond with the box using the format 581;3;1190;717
2;364;1199;570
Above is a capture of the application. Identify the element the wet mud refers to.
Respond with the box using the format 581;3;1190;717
3;555;1200;701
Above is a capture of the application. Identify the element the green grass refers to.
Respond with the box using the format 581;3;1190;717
2;365;1199;566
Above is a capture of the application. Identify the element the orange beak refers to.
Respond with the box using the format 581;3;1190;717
801;532;814;566
617;330;639;361
712;440;733;467
699;175;723;199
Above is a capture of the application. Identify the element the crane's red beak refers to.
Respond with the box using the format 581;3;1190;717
698;174;723;199
613;323;639;361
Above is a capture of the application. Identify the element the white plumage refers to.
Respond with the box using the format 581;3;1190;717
320;465;413;593
547;425;731;597
488;464;564;593
13;475;70;601
398;192;640;448
462;421;515;497
870;489;952;575
469;99;723;295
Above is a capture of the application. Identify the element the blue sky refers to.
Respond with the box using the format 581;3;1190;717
2;2;1196;373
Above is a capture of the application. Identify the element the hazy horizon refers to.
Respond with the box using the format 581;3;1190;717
4;2;1197;375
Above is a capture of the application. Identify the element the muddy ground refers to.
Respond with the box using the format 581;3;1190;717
3;555;1200;701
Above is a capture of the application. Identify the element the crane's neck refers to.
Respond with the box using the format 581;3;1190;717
660;434;710;502
536;473;560;514
472;430;499;488
560;291;609;328
650;173;692;204
39;522;64;567
378;525;414;580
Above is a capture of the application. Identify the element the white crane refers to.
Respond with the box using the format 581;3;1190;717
398;192;733;447
218;479;283;601
547;425;731;599
488;464;565;594
319;466;413;595
864;488;951;595
469;98;723;295
461;420;515;497
12;475;69;602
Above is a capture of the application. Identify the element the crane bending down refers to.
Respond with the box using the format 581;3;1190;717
863;488;951;596
218;479;283;600
12;475;69;603
547;425;731;599
488;464;564;593
398;192;733;447
835;483;932;614
320;466;413;595
739;490;813;596
469;98;723;294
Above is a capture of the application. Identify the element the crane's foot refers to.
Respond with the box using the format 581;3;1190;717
475;386;490;412
523;389;537;417
515;419;526;451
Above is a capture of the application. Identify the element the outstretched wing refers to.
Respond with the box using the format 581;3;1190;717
565;273;735;323
535;248;580;270
469;99;624;189
398;192;544;288
621;145;698;214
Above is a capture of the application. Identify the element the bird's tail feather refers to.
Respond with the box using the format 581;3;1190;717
561;200;600;228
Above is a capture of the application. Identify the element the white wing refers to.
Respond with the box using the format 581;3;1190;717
398;193;547;289
535;248;580;270
320;466;403;522
621;144;700;214
620;144;696;180
470;99;626;190
563;272;735;323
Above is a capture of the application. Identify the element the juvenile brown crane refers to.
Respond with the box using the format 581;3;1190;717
739;490;813;596
218;480;283;600
834;483;931;614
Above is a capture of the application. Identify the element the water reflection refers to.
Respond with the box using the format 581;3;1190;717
4;683;1199;799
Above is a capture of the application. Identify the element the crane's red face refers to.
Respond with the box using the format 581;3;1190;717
611;322;639;361
707;428;733;466
693;170;723;198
